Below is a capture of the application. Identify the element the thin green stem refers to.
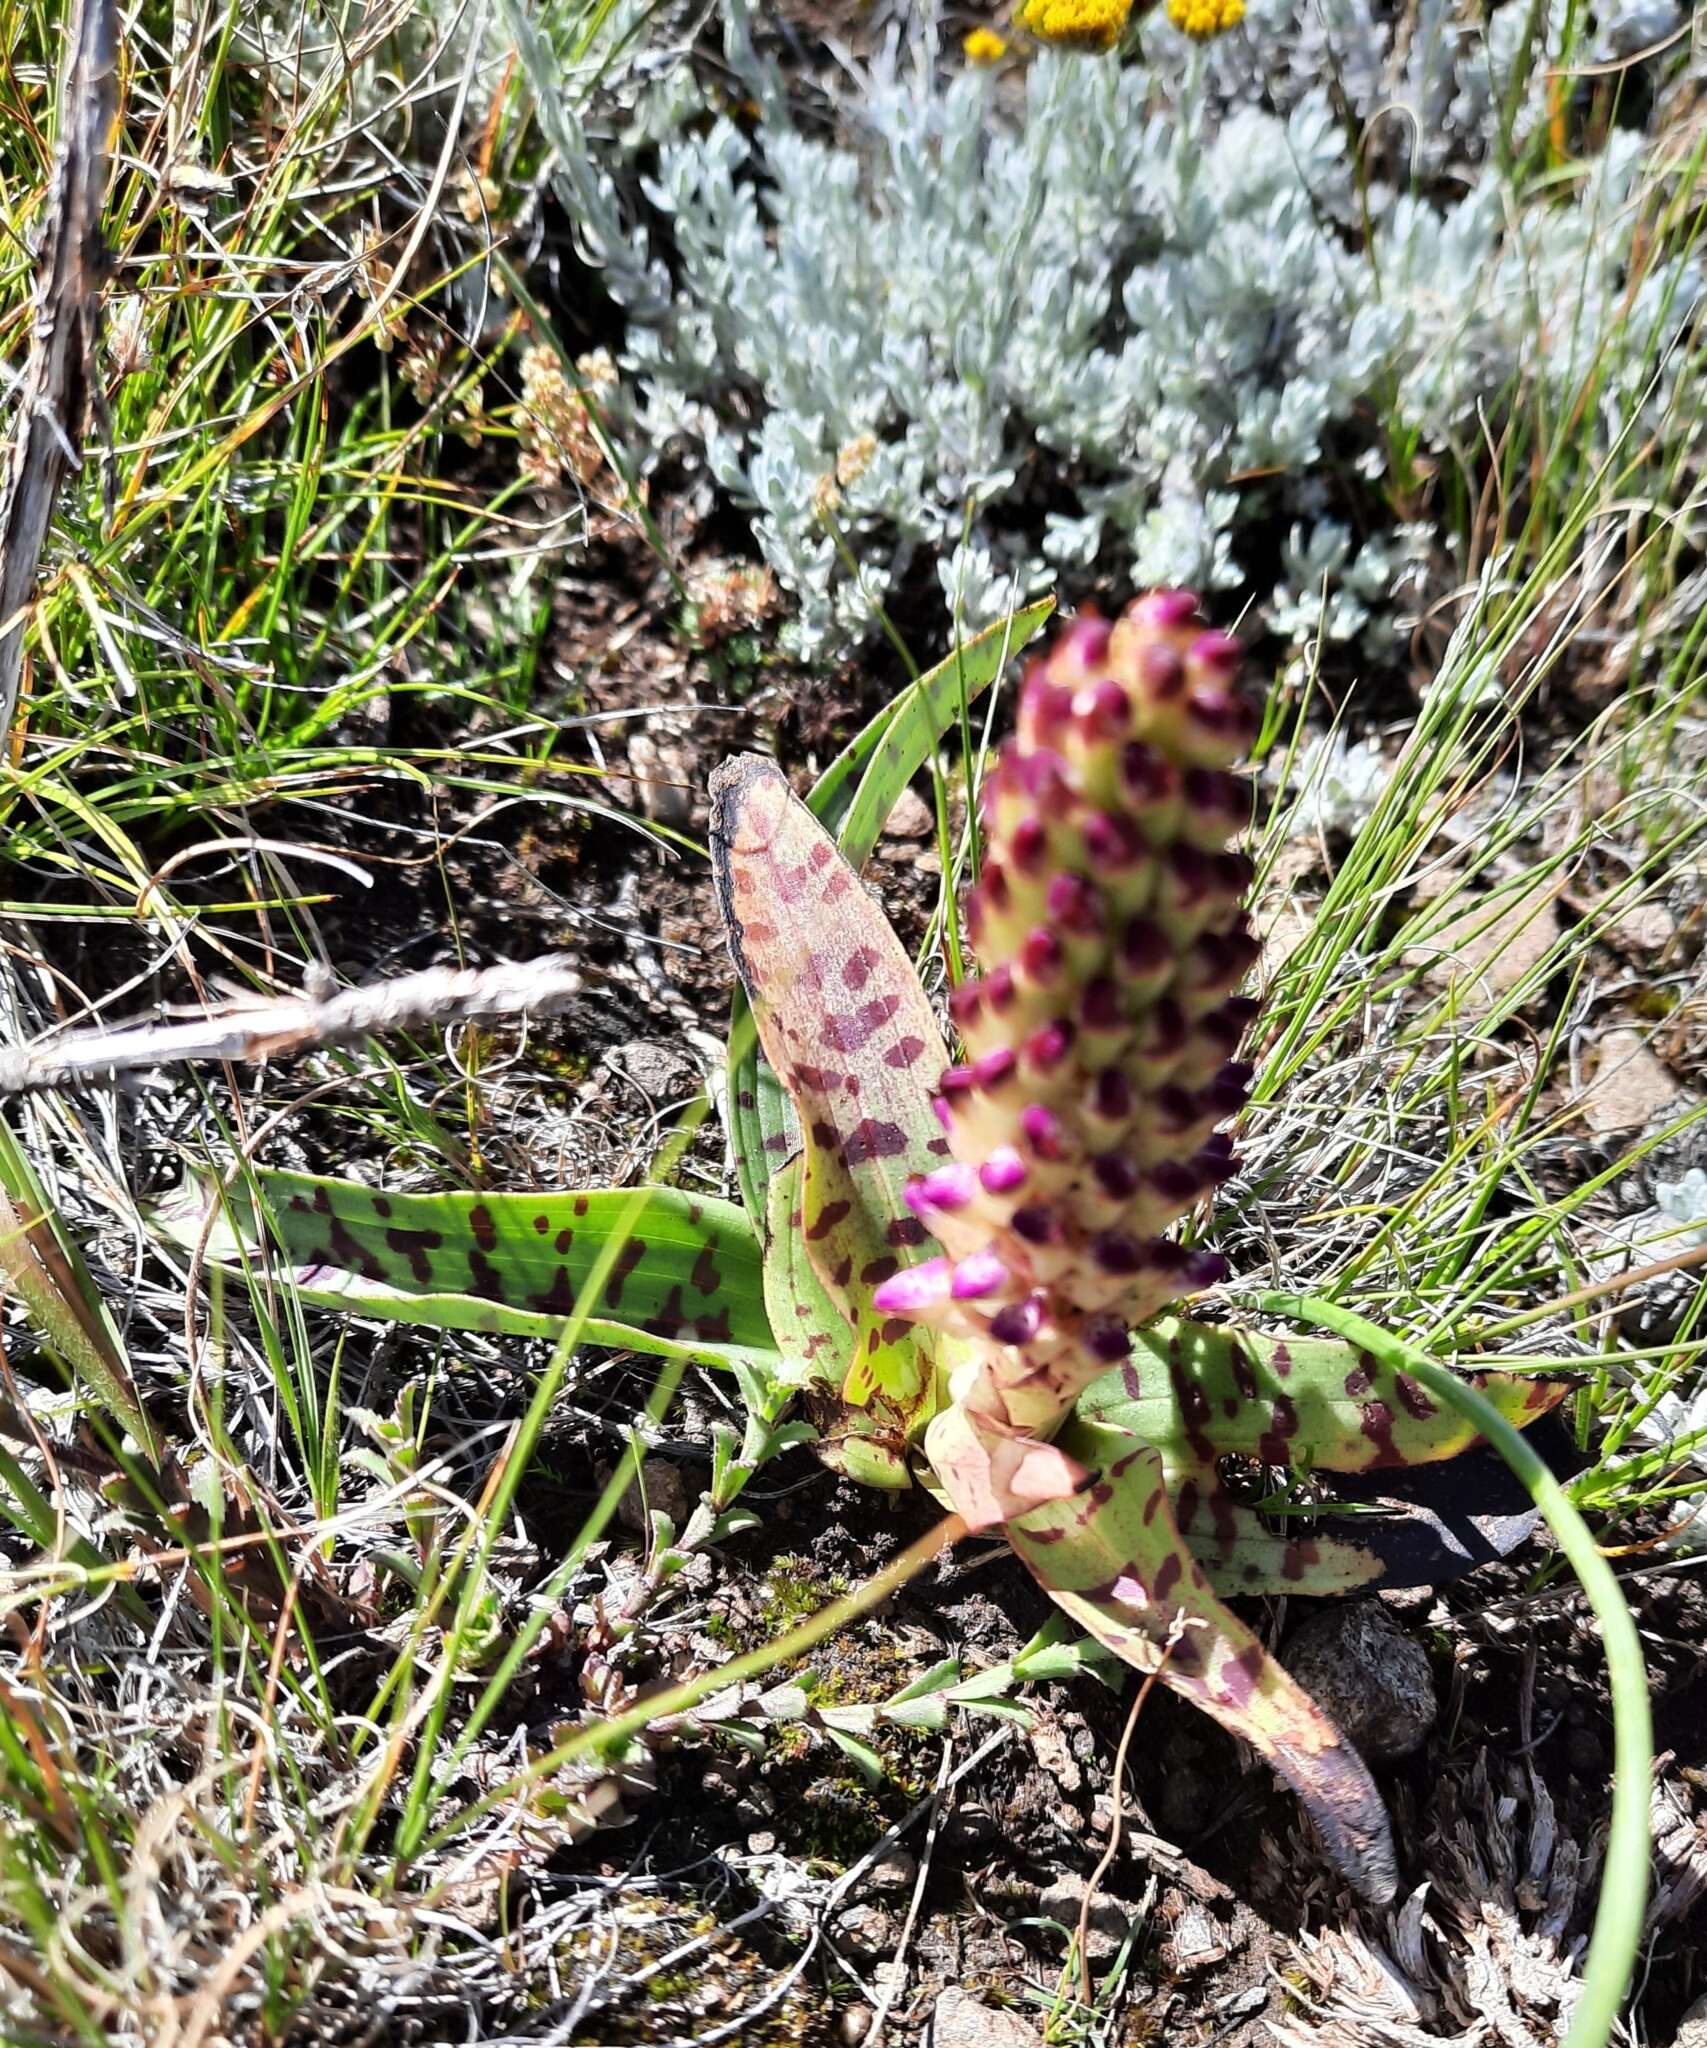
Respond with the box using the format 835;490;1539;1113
1255;1293;1651;2048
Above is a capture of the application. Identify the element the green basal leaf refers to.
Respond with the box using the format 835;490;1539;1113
711;757;947;1426
1008;1422;1398;1907
158;1169;777;1372
727;601;1054;1228
1083;1315;1569;1472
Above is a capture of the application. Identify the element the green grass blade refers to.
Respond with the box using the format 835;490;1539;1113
1256;1292;1651;2048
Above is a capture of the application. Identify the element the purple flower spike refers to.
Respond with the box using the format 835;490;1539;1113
952;1250;1010;1300
913;592;1260;1416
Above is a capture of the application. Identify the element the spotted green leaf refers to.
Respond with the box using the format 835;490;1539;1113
727;601;1054;1228
1078;1317;1572;1596
158;1170;776;1371
711;755;949;1423
1007;1421;1399;1906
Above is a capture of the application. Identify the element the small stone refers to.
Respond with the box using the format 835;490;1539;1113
613;1456;690;1535
928;1987;1045;2048
1036;1875;1135;1963
883;787;935;840
1579;1027;1681;1138
1607;900;1676;960
628;731;694;829
841;2005;875;2046
746;1829;777;1855
858;1848;917;1896
1281;1601;1436;1762
1404;875;1561;1020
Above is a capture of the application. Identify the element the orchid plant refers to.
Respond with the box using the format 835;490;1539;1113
181;596;1576;1906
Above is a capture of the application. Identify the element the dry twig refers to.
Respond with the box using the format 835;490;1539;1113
0;957;585;1094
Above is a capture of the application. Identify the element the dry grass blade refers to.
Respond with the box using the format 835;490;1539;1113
0;0;117;744
0;956;585;1092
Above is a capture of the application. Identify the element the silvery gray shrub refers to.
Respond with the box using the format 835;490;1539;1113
522;1;1700;659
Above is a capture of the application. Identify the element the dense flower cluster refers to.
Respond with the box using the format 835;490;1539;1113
1167;0;1245;35
872;594;1259;1523
1019;0;1133;51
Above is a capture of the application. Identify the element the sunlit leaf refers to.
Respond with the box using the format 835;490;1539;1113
727;602;1053;1227
158;1170;777;1371
1008;1422;1398;1906
711;756;948;1427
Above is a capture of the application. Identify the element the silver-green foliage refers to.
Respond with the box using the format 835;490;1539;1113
575;6;1698;656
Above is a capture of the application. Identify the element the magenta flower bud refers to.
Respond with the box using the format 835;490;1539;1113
1021;927;1063;980
1092;1069;1133;1122
1121;742;1175;807
1058;612;1113;669
952;1250;1009;1299
973;1047;1018;1091
1080;977;1123;1031
1009;816;1048;873
1188;629;1242;674
938;1064;976;1102
1136;589;1201;630
1019;673;1073;741
1046;873;1103;932
1084;1315;1132;1363
1011;1203;1060;1245
1023;1020;1073;1072
1120;918;1169;979
1092;1231;1146;1275
979;1148;1028;1195
1020;1103;1066;1157
949;980;983;1027
1092;1153;1141;1199
1078;677;1131;738
872;1258;952;1315
1084;811;1146;870
907;1163;979;1213
1141;642;1186;698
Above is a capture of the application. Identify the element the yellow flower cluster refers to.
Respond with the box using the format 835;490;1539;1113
1018;0;1133;54
963;25;1009;63
1166;0;1245;38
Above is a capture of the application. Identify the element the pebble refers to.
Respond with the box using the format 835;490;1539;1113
1281;1600;1437;1761
1036;1875;1135;1963
1674;1993;1707;2048
928;1987;1044;2048
858;1848;917;1896
882;787;935;840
